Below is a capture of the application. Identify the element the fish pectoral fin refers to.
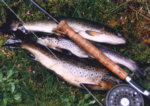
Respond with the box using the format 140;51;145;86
86;30;99;36
54;47;68;53
55;48;76;56
52;47;62;52
80;83;102;90
27;53;37;61
86;30;104;36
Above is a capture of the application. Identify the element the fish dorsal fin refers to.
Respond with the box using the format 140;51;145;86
80;83;102;90
27;53;37;61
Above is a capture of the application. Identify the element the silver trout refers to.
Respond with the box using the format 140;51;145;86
10;17;126;45
3;36;121;90
37;36;149;79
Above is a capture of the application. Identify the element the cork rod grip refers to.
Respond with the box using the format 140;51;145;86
57;20;128;80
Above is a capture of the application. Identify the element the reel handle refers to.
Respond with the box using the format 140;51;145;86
57;20;128;80
126;76;150;99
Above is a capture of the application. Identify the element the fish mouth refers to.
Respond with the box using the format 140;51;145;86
2;36;22;48
115;37;126;44
110;35;126;44
106;32;126;44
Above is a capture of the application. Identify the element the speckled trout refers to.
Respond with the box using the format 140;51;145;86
37;36;150;79
10;17;126;45
3;36;121;90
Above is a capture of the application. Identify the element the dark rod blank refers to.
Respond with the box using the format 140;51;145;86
30;0;59;24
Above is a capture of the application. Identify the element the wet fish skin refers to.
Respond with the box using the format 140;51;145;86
37;36;148;79
3;36;121;90
37;36;89;58
10;17;126;45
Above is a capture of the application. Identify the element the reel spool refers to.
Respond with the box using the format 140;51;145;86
106;84;144;106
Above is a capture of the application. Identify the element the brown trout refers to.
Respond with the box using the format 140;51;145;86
3;36;121;90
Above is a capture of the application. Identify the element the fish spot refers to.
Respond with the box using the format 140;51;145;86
54;40;57;44
101;75;108;81
79;72;82;74
84;74;88;78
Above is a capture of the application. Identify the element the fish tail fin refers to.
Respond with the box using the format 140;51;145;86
134;61;150;80
2;36;22;48
0;8;19;33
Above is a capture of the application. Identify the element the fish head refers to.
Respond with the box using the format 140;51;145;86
86;29;126;45
109;32;126;45
100;29;126;45
37;36;59;48
97;27;126;44
2;36;22;48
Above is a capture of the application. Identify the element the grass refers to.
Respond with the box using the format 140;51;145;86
0;0;150;106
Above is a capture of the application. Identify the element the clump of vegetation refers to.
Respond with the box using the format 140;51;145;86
0;0;150;105
0;69;22;106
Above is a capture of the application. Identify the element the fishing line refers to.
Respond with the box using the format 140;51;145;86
80;83;103;106
1;0;60;68
1;0;103;105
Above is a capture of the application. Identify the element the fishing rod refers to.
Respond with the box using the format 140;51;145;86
2;0;149;106
1;0;103;105
29;0;150;100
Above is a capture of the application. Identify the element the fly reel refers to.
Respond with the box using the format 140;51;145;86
106;84;144;106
